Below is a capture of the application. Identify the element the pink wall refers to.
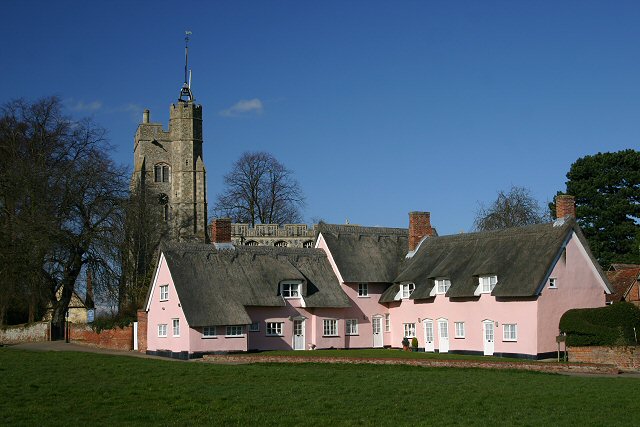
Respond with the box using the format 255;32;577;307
536;233;607;354
189;326;248;353
387;295;539;355
146;254;191;353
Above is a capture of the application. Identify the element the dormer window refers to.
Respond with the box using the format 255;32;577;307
154;164;170;183
479;275;497;293
435;278;451;294
281;282;301;298
401;283;415;299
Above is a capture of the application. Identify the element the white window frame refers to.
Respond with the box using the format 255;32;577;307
454;321;465;338
401;283;415;299
159;284;169;301
281;282;302;299
345;319;358;335
172;318;180;337
249;322;260;332
403;323;416;338
479;275;498;293
157;324;167;337
266;322;284;336
323;319;338;337
225;325;244;337
203;326;217;338
384;314;391;332
503;324;518;342
549;277;558;289
436;278;451;294
358;283;369;297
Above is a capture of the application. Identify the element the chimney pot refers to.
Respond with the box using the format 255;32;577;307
143;109;150;123
409;211;433;252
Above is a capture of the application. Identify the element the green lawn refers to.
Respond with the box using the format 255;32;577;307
1;348;637;426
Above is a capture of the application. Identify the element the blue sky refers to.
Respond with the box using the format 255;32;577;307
2;1;639;235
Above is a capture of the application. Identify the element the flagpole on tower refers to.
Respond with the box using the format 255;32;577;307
179;30;194;102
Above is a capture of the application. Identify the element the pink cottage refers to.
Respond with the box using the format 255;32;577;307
142;197;611;359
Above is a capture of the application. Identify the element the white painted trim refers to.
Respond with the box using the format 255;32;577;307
144;252;166;312
405;235;428;258
133;322;139;350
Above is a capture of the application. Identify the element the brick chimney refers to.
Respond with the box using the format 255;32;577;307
409;211;433;252
211;218;232;244
555;195;576;219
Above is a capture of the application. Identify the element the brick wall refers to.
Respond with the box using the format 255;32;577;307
69;324;133;351
568;346;640;372
0;321;49;344
137;310;148;353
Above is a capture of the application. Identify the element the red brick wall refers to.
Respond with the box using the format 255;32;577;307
137;310;148;353
568;346;639;372
70;324;133;351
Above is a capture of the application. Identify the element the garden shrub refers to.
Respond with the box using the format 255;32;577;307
559;303;640;346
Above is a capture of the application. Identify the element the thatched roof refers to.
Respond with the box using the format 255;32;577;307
317;223;409;283
160;244;350;327
380;219;611;302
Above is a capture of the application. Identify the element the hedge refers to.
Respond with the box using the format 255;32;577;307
559;303;640;346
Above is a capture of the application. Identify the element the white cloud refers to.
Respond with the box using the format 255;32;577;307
220;98;264;117
68;99;103;112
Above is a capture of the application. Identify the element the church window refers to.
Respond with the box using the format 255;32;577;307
154;164;170;183
303;240;314;248
164;205;169;221
274;241;288;247
245;240;259;246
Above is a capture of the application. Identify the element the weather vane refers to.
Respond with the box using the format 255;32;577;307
179;30;194;102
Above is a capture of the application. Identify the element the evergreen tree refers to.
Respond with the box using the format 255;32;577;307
557;149;640;268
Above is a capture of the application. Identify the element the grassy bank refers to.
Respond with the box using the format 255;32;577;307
1;348;637;426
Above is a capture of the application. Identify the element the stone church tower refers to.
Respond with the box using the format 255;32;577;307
130;34;208;242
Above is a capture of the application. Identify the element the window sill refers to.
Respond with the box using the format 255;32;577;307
346;334;359;337
454;337;465;339
159;299;168;302
266;334;284;337
322;335;340;338
503;339;517;342
158;336;167;338
225;335;245;338
202;336;217;339
357;296;370;298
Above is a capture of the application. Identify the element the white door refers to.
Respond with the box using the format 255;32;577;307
293;319;305;350
437;319;449;353
372;317;383;348
483;321;495;356
423;319;434;352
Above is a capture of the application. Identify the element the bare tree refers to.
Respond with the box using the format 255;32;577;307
473;186;550;231
214;152;305;225
0;97;127;330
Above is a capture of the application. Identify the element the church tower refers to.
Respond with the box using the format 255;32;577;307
131;32;208;242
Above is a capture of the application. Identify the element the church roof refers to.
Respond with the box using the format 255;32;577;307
159;244;350;327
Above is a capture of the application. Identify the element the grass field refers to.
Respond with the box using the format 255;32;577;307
1;348;638;426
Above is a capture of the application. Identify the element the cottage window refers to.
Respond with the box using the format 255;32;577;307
158;324;167;337
345;319;358;335
549;278;558;289
358;283;369;297
159;285;169;301
266;322;284;336
203;326;217;338
172;319;180;337
454;322;465;338
281;282;301;298
249;322;260;332
401;283;415;299
154;164;170;183
384;314;391;332
225;325;244;337
479;275;498;293
323;319;338;337
503;324;518;341
403;323;416;338
436;278;451;294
